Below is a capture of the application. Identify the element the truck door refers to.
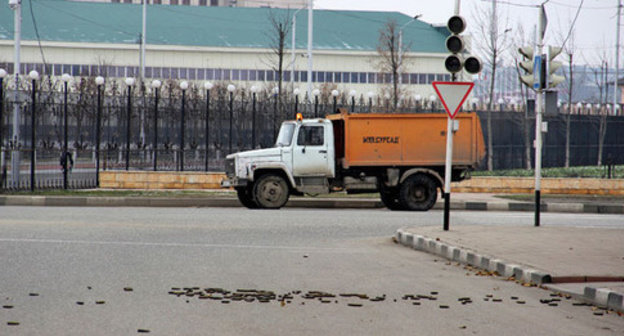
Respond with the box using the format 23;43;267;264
292;124;331;176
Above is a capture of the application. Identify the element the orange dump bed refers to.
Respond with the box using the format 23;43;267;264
326;112;485;168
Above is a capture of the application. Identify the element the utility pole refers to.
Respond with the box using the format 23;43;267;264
139;0;147;146
306;0;313;104
615;0;621;113
10;0;22;186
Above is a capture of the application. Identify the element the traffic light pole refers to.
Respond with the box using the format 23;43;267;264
443;0;461;231
534;6;545;227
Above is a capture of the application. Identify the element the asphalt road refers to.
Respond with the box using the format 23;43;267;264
0;207;622;335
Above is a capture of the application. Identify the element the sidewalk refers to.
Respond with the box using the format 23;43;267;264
396;225;624;312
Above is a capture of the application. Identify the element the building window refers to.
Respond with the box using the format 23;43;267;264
401;74;409;84
214;69;222;80
409;73;418;84
162;68;170;79
153;0;161;4
231;69;240;80
171;0;178;4
71;65;80;76
317;71;324;83
257;70;265;81
210;0;218;5
199;0;207;5
223;69;231;80
179;68;187;79
359;72;367;84
249;70;256;81
182;0;190;4
197;69;205;80
152;67;161;78
300;71;307;82
350;72;358;83
54;64;62;76
283;71;290;82
342;72;350;83
206;68;214;80
266;70;274;81
419;74;427;84
188;68;196;80
171;68;180;79
427;74;435;83
367;72;376;84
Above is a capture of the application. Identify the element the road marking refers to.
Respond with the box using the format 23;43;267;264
0;237;364;252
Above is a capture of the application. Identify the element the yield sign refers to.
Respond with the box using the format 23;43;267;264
432;81;474;119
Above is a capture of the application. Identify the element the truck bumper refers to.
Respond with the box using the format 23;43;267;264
221;178;249;188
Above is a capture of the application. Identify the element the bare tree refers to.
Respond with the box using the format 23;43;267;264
510;23;533;169
376;19;409;111
472;1;512;171
264;9;292;121
556;23;578;168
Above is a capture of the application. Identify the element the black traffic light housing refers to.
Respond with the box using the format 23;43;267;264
444;15;481;76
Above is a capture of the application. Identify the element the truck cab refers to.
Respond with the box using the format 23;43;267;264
222;116;335;208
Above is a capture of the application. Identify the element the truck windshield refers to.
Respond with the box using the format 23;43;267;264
275;122;296;147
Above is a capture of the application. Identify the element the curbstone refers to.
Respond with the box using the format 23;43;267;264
529;270;552;284
595;288;611;307
466;252;480;267
607;292;624;311
448;246;460;261
513;266;526;281
479;256;491;270
584;287;597;300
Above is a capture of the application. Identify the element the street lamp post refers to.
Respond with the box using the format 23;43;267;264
293;88;300;118
367;91;375;113
227;84;236;154
398;15;421;85
272;86;279;141
349;90;357;113
312;88;320;118
10;0;22;188
331;89;339;113
0;68;6;183
179;81;188;171
95;76;104;187
204;81;213;171
414;94;422;112
250;85;258;149
28;70;38;192
61;73;71;189
151;79;161;171
429;95;437;113
125;77;135;171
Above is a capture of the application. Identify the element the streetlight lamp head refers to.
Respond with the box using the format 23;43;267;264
585;103;592;109
367;91;375;99
125;77;135;86
576;102;583;109
95;76;105;86
497;98;505;105
9;0;19;10
28;70;39;81
312;88;320;97
471;97;479;105
331;89;339;97
227;84;236;92
61;73;71;82
429;95;437;102
204;81;213;90
349;90;357;97
384;92;391;99
250;85;258;93
151;79;161;89
272;86;279;94
293;88;300;96
414;94;421;101
0;68;7;78
180;81;189;90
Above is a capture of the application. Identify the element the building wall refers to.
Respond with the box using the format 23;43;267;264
0;40;447;98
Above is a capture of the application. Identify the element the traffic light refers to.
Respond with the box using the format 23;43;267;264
545;46;564;89
518;45;542;90
444;15;481;75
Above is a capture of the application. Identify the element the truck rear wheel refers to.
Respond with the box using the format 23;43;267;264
379;188;404;211
236;186;258;209
253;174;290;209
399;174;438;211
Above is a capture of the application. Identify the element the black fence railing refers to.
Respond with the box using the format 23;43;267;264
1;84;624;191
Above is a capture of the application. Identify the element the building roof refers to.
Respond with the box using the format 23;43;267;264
0;0;448;53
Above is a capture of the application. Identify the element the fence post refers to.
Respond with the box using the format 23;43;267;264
180;81;188;171
204;81;213;171
228;84;236;154
152;80;161;171
125;77;135;171
251;87;257;149
29;71;38;192
62;74;71;189
0;69;5;188
95;76;104;187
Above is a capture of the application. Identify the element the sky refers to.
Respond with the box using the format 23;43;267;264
314;0;620;66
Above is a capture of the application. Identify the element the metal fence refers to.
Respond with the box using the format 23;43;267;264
1;81;624;191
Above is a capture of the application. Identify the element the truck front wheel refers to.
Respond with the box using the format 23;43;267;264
236;186;258;209
398;174;438;211
379;187;404;211
253;174;290;209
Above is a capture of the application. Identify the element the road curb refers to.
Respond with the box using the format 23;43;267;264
0;195;621;214
395;228;623;313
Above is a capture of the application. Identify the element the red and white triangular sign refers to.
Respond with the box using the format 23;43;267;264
432;81;474;119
